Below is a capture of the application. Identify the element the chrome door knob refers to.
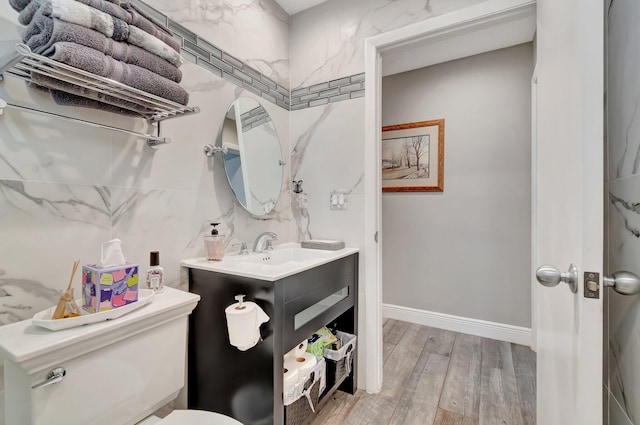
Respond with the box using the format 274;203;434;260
604;271;640;296
536;264;578;293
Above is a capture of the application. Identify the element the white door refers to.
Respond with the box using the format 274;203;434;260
534;0;604;424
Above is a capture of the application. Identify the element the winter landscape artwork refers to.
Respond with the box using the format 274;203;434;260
382;119;444;192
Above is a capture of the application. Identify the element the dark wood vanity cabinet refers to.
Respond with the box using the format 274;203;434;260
187;253;358;425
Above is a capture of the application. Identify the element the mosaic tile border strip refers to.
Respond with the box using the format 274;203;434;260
241;105;272;132
290;73;365;110
133;0;290;110
133;1;365;111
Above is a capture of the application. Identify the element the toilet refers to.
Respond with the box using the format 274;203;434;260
139;410;243;425
0;287;242;425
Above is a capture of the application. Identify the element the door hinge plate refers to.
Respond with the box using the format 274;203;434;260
584;271;600;299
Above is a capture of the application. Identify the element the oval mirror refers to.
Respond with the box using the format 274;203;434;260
221;97;283;216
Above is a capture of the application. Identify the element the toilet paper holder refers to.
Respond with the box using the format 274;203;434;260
225;294;270;351
235;294;246;310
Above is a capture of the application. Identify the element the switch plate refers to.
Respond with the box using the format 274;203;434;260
330;190;348;210
584;271;600;299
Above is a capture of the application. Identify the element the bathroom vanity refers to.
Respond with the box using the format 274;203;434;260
182;245;358;425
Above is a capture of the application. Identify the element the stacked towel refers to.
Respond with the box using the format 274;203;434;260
121;2;173;36
38;42;188;105
42;0;183;67
9;0;29;12
15;0;181;56
8;0;189;117
24;11;182;82
31;84;143;116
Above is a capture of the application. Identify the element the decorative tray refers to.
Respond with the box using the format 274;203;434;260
32;289;155;331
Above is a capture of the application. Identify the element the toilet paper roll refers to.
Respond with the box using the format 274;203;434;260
294;352;317;386
283;359;300;405
284;349;296;363
283;361;299;392
225;300;270;351
294;339;308;358
284;339;308;361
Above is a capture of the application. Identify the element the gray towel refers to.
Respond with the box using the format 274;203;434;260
78;0;132;24
9;0;30;12
50;89;142;116
121;2;173;36
71;0;180;53
31;76;154;116
17;0;39;25
43;42;189;105
15;0;180;54
45;0;183;67
121;4;177;50
24;13;182;82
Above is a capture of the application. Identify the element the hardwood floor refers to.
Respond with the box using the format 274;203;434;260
309;319;536;425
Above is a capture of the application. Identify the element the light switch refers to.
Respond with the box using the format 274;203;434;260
330;190;348;210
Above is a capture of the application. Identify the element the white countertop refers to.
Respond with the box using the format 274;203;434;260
182;243;359;281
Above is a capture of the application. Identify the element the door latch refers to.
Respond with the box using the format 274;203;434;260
584;272;599;299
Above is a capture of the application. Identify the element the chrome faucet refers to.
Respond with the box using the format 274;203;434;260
253;232;277;253
232;241;249;255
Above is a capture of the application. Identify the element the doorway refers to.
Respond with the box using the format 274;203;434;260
380;42;534;343
362;0;537;394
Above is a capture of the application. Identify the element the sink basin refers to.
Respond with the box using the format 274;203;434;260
182;243;358;281
240;246;333;266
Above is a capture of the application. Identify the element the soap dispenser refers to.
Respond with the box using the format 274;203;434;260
204;222;225;261
292;180;307;209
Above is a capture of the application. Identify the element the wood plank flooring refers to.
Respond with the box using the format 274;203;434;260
310;319;536;425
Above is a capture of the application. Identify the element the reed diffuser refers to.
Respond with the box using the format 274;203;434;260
52;260;81;320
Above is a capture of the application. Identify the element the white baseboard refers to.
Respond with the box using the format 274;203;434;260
382;303;532;346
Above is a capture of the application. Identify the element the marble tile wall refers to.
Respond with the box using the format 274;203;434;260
132;0;291;109
290;98;365;246
0;0;292;326
290;0;488;90
606;0;640;423
145;0;289;90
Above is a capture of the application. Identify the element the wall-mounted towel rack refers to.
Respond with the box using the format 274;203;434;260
0;43;200;148
0;97;170;148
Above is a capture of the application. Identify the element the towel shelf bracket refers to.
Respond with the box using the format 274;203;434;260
0;43;200;148
0;50;23;81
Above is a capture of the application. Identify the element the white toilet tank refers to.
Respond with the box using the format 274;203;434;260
0;287;200;425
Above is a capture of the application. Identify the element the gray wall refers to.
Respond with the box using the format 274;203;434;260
381;43;533;328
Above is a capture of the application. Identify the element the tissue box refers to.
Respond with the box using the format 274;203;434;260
82;264;139;313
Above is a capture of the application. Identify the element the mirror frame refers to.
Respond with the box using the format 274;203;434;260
220;97;284;216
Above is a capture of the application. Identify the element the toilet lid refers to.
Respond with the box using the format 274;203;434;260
157;410;243;425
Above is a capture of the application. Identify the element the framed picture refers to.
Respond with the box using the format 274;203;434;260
381;119;445;192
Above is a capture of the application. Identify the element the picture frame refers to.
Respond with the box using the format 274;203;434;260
381;119;445;192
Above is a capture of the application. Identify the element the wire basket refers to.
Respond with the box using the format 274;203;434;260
323;331;356;388
284;379;320;425
284;356;325;425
